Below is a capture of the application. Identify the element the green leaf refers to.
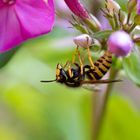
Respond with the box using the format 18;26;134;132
123;52;140;86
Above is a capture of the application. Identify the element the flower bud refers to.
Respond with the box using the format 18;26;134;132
106;0;120;15
134;14;140;25
107;31;133;57
73;34;93;48
64;0;90;19
128;0;137;13
84;14;101;32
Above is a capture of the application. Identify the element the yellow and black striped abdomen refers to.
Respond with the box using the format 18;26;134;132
86;51;112;80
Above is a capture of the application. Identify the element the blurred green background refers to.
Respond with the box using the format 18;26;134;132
1;0;140;140
0;26;140;140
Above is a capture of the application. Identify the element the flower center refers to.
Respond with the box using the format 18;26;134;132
2;0;16;5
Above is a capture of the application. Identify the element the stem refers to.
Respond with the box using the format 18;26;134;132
108;17;115;30
113;12;119;30
93;68;118;140
126;13;131;25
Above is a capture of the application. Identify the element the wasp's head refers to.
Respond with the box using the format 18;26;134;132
56;64;67;83
40;64;68;84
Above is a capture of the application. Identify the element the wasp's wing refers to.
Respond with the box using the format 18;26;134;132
81;79;122;85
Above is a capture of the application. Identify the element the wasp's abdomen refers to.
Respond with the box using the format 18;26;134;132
86;51;112;80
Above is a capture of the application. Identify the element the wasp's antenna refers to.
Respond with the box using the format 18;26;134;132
40;79;56;83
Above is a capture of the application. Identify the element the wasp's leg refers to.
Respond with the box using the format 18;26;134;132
81;49;87;64
67;63;73;78
87;47;95;68
76;47;84;75
74;63;80;68
73;63;86;80
72;46;79;64
63;60;70;69
72;46;84;75
72;46;84;62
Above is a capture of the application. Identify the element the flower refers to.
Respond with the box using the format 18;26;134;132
137;0;140;14
107;31;133;57
0;0;55;52
73;34;92;48
64;0;90;19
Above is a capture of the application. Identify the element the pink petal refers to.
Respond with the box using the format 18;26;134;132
15;0;54;37
0;0;55;52
64;0;90;19
0;1;4;7
0;6;23;52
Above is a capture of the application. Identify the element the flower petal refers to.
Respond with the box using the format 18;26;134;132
0;6;23;52
15;0;54;37
64;0;90;19
0;1;4;8
0;0;54;52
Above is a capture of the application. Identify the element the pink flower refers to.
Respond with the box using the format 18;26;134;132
0;0;55;52
107;31;133;57
64;0;90;19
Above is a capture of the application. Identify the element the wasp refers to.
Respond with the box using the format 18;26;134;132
41;50;121;87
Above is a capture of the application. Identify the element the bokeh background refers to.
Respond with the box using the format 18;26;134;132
0;0;140;140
